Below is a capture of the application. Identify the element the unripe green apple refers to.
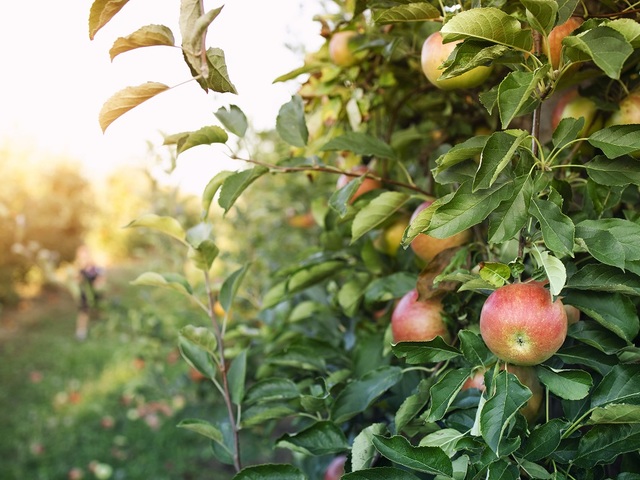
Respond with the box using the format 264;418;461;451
606;90;640;126
479;282;568;366
410;201;472;262
336;165;382;203
421;31;493;90
374;215;410;257
329;31;363;67
391;289;451;343
551;89;600;137
462;364;543;423
548;17;583;70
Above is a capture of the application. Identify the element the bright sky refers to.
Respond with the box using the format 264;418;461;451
0;1;324;193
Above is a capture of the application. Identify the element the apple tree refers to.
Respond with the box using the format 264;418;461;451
90;0;640;478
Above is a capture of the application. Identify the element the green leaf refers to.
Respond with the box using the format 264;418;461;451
331;366;403;424
557;0;580;25
585;155;640;186
521;0;558;34
126;213;186;243
98;81;169;132
474;130;529;191
552;117;585;150
564;291;639;342
178;327;218;379
402;196;446;245
458;329;496;367
176;126;228;154
276;96;308;147
567;320;628;355
392;338;462;365
201;47;238;94
579;218;640;262
232;464;306;480
276;421;349;456
364;272;416;304
605;18;640;48
201;170;234;219
321;132;397;160
555;345;617;376
427;181;513;239
480;371;532;456
529;247;567;296
395;378;434;433
219;263;250;313
517;459;552;479
188;239;219;271
419;428;467;458
440;7;533;52
227;350;247;405
488;175;534;244
497;70;546;129
425;368;470;422
440;43;510;80
567;264;640;296
564;26;633;79
588;125;640;158
89;0;130;40
351;423;388;471
177;418;223;443
479;262;511;288
575;226;625;270
241;403;296;428
109;24;175;60
342;467;420;480
520;418;567;462
591;364;640;408
244;378;300;405
218;166;269;214
529;198;575;258
374;3;440;24
574;424;640;468
130;272;193;297
434;135;488;172
484;458;521;479
351;191;411;243
589;404;640;424
372;435;453;476
535;366;592;401
179;325;217;356
214;105;248;137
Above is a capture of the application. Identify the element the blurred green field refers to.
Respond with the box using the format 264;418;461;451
0;264;240;480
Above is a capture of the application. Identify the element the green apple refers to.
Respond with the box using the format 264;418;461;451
551;89;600;137
479;282;568;366
329;31;364;67
421;31;493;90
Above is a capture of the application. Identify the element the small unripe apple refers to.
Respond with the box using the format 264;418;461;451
462;364;543;422
336;165;382;203
374;215;410;257
324;455;347;480
410;201;472;262
421;31;493;90
479;282;568;366
391;289;451;343
551;90;600;137
329;31;363;67
548;17;583;70
607;90;640;126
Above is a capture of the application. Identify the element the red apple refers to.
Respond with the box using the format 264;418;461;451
324;455;347;480
479;282;568;366
462;365;543;422
410;201;472;262
336;165;382;203
391;289;451;343
548;17;583;70
421;31;493;90
551;89;600;137
329;31;363;67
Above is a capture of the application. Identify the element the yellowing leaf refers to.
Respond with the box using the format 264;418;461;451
109;25;175;60
99;82;169;132
89;0;130;40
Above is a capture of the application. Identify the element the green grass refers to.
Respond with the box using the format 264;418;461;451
0;267;239;480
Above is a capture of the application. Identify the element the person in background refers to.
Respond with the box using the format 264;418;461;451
74;245;104;341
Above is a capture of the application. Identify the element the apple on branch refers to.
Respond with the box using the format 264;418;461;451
335;165;382;203
421;31;493;90
391;288;451;343
479;282;568;366
329;31;365;67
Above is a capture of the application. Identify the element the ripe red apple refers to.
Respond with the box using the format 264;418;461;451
479;282;568;366
421;31;493;90
329;31;363;67
551;89;600;137
548;17;583;70
324;455;347;480
336;165;382;203
410;201;472;262
606;90;640;126
391;289;451;343
462;364;543;422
